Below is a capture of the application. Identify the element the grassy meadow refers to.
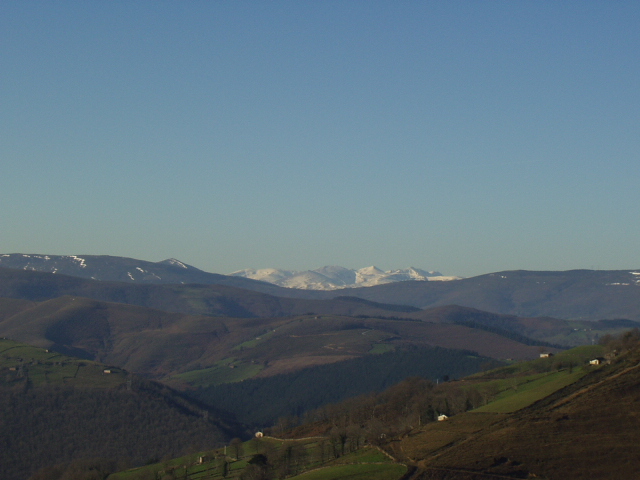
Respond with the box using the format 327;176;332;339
108;437;406;480
0;338;127;388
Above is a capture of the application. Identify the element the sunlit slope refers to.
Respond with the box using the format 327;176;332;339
395;346;640;479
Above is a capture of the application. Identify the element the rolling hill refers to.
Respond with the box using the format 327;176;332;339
4;256;640;321
100;340;640;480
0;338;244;480
0;254;314;297
341;269;640;321
0;266;414;318
0;295;543;381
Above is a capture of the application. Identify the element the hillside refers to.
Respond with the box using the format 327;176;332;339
0;339;244;480
410;304;640;347
95;337;640;480
0;254;314;298
390;342;640;479
0;267;413;318
4;264;640;323
189;345;498;426
6;256;640;323
340;269;640;321
0;295;548;381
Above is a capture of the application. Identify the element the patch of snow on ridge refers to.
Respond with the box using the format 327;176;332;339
165;258;188;269
68;256;87;268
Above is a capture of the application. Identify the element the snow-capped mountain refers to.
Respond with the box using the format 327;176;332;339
230;266;461;290
0;254;283;292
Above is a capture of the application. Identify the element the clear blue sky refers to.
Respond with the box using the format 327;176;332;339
2;1;639;277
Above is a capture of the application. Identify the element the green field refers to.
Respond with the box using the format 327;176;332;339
473;368;588;413
108;437;406;480
287;463;406;480
369;343;395;354
0;338;127;388
172;359;264;387
233;329;277;350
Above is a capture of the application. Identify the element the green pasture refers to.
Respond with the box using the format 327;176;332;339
369;343;395;354
470;344;605;380
109;438;405;480
331;448;392;464
473;368;587;413
172;359;263;387
553;344;604;362
233;329;277;350
287;463;406;480
0;338;127;388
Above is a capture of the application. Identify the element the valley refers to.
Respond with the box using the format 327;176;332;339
0;257;639;479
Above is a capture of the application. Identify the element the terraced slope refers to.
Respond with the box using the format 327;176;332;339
394;348;640;479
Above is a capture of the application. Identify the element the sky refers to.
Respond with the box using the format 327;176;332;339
2;1;639;278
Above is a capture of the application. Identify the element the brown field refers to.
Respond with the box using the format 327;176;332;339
396;354;640;479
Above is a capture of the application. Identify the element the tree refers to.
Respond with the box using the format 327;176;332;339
230;438;244;461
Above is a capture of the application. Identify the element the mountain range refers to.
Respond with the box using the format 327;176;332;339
230;265;459;289
2;254;640;321
0;254;456;292
3;253;640;479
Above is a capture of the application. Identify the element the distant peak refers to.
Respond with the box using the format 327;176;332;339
358;266;384;274
160;258;189;269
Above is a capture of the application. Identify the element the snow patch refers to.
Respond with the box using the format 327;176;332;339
127;272;134;280
68;256;87;268
166;258;188;269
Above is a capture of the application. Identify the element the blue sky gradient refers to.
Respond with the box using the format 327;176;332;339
2;1;639;277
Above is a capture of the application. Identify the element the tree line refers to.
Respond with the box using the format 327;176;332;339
190;346;498;427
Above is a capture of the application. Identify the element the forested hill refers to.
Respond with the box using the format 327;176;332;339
0;339;244;480
189;345;497;426
0;267;415;318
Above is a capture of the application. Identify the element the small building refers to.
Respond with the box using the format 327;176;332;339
590;358;605;365
103;369;112;374
438;414;449;421
540;352;554;358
